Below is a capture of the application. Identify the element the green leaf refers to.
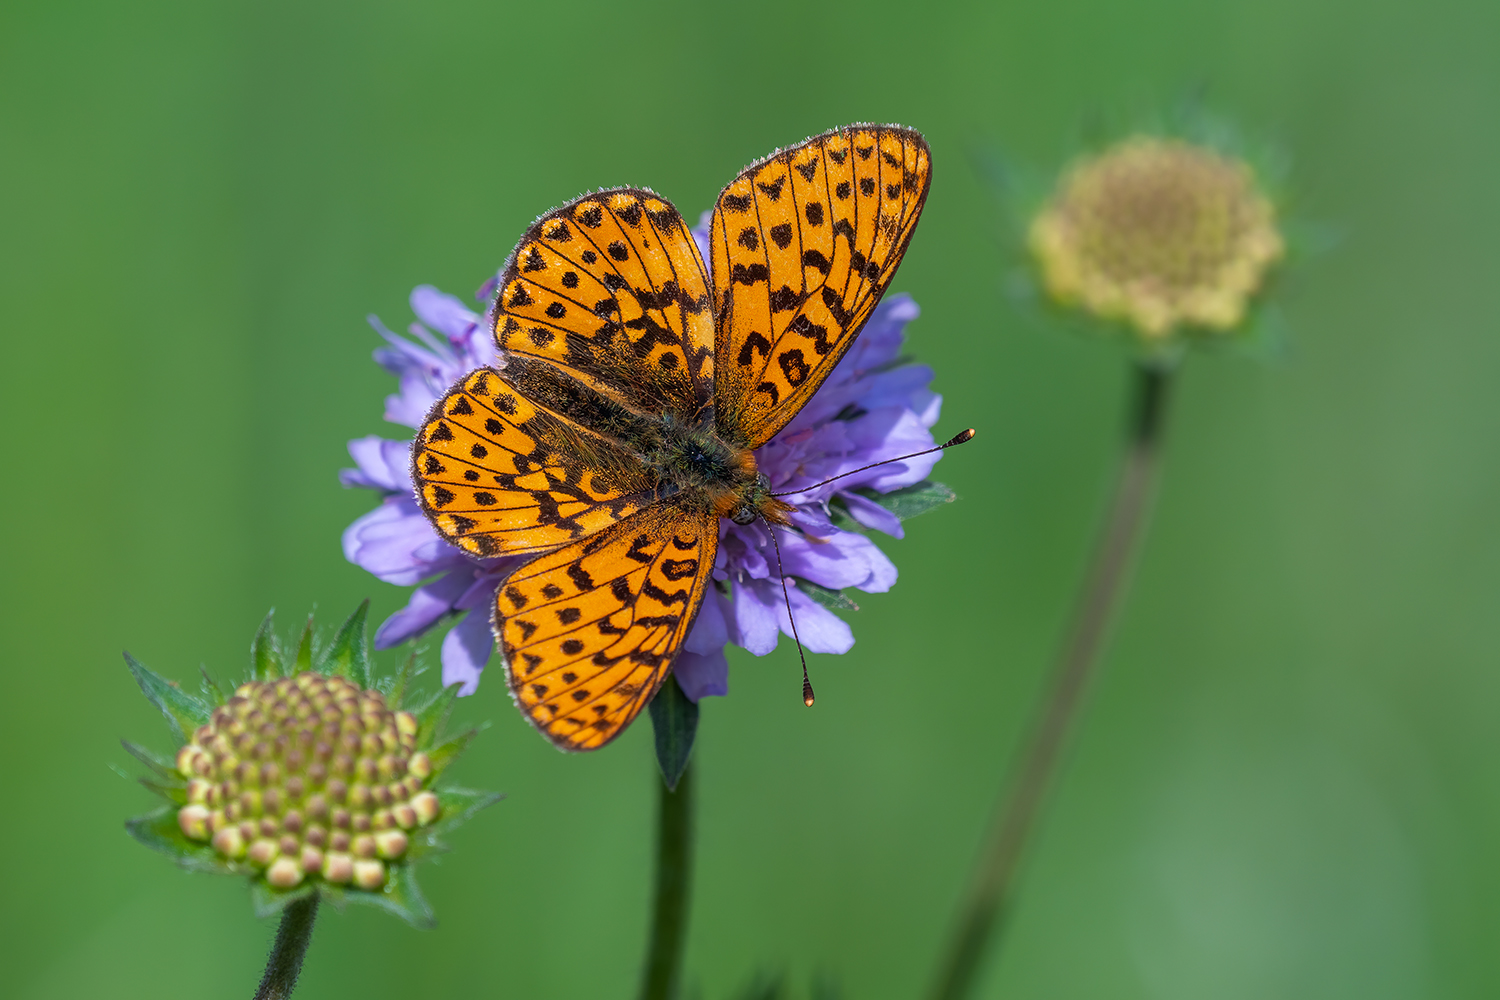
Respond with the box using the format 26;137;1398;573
317;601;371;687
795;579;860;611
293;614;314;673
124;806;239;875
859;480;957;521
326;863;436;929
250;880;317;920
647;676;698;791
252;609;282;680
124;651;211;742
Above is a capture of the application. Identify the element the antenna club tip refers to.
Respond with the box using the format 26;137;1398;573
944;428;977;448
802;681;816;707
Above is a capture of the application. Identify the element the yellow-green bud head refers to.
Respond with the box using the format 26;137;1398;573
170;673;443;892
1030;137;1283;339
124;604;501;928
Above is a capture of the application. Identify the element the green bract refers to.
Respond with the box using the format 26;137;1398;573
122;601;500;928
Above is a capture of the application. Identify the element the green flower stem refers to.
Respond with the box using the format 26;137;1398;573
639;762;695;1000
254;895;319;1000
929;361;1173;1000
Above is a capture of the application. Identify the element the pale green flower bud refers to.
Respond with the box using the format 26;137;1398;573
1031;137;1283;340
352;859;386;890
266;856;304;888
178;804;210;841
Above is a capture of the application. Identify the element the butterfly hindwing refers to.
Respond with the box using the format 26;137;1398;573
495;188;716;421
412;368;661;557
710;125;931;448
497;502;720;751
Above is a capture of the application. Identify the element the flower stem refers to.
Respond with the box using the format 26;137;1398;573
929;360;1173;1000
253;895;319;1000
639;762;695;1000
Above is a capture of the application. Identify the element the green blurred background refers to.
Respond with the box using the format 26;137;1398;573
3;0;1498;996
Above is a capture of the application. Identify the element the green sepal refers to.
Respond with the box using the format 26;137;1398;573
124;651;212;742
325;862;436;929
858;480;956;520
293;615;314;673
389;650;416;710
125;805;240;875
252;609;282;681
406;786;505;862
199;666;226;706
138;776;188;804
424;727;480;783
120;739;176;779
647;676;698;791
317;601;371;688
250;880;317;920
407;683;462;748
795;579;860;611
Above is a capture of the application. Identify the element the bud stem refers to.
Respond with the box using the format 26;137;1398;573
638;762;694;1000
928;360;1174;1000
254;894;319;1000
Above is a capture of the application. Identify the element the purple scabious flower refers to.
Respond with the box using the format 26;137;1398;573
342;230;947;701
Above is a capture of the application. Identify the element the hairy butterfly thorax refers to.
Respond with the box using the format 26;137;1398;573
642;417;794;527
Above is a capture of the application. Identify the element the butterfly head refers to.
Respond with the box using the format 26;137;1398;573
717;472;796;528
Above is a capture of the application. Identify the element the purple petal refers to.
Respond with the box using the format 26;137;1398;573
691;210;713;263
673;648;728;701
455;572;504;610
783;585;854;653
684;586;728;654
341;496;466;585
441;609;493;696
840;490;905;539
373;568;475;649
476;272;501;303
720;525;772;581
410;285;479;341
339;436;412;493
384;369;447;428
772;523;897;592
369;314;452;374
852;294;918;366
730;579;782;655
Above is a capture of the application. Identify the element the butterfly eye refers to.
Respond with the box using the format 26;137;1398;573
729;505;758;526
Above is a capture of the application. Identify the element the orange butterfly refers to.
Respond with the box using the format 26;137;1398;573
410;124;931;750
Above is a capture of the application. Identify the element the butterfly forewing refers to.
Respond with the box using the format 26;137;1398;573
413;368;660;557
495;189;715;420
497;503;720;750
710;125;931;448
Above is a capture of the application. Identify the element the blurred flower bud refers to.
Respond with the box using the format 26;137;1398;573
1030;137;1283;340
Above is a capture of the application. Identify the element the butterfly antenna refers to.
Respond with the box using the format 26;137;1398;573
770;428;977;498
764;521;816;707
